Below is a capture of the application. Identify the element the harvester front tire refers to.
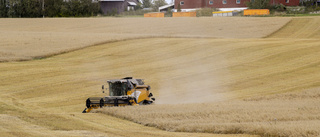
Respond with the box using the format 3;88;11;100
128;98;137;105
99;98;104;108
134;98;137;104
86;98;91;108
114;98;118;106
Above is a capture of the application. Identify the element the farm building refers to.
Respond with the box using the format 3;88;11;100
99;0;139;14
159;3;175;12
174;0;300;11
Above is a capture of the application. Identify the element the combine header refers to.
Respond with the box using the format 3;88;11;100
83;77;155;113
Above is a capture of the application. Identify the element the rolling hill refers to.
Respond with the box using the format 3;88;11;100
1;16;320;136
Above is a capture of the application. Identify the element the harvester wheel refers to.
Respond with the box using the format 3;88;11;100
114;98;118;106
86;98;91;108
99;98;104;108
134;98;137;104
128;99;132;105
128;98;137;105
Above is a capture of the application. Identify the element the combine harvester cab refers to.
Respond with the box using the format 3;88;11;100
83;77;155;113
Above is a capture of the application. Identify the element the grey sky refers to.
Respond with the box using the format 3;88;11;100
165;0;174;4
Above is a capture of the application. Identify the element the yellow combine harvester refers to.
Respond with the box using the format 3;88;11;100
83;77;155;113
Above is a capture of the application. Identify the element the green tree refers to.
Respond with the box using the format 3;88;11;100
0;0;9;17
152;0;167;11
20;0;42;17
165;7;172;16
246;0;270;9
177;3;181;12
135;1;143;10
301;0;319;12
45;0;63;17
142;0;152;8
7;0;21;17
2;0;100;17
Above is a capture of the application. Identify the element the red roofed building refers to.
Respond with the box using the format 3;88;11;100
174;0;299;11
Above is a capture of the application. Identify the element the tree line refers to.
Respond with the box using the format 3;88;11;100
0;0;100;17
0;0;168;17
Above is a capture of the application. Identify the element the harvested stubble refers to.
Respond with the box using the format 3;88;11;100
1;17;320;137
96;89;320;136
2;35;320;136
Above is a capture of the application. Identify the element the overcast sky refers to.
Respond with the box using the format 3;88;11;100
165;0;174;4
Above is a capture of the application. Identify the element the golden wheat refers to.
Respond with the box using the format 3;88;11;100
96;88;320;136
0;17;290;62
1;36;320;136
1;17;320;137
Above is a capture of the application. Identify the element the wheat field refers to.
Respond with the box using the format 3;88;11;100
97;89;320;136
0;17;290;62
1;16;320;136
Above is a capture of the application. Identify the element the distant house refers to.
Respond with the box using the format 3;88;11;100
174;0;300;11
99;0;139;14
159;4;175;12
